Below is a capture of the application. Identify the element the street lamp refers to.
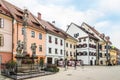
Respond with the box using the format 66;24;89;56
74;50;77;70
22;8;29;56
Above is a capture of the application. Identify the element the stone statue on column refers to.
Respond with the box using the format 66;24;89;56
31;43;37;57
16;40;23;57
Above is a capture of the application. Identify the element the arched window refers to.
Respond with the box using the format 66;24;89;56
0;34;4;46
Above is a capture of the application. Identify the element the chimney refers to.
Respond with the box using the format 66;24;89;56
38;12;41;20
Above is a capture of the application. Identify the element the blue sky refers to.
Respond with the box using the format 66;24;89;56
6;0;120;49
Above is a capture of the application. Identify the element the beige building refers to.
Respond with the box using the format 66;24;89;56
65;34;78;60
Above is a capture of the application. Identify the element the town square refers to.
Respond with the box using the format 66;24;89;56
0;0;120;80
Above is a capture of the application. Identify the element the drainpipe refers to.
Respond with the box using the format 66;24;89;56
11;19;14;61
17;22;18;42
96;42;99;65
88;37;90;65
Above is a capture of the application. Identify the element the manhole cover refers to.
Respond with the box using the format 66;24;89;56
67;74;72;76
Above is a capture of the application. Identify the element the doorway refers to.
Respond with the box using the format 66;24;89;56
47;57;52;64
90;60;93;66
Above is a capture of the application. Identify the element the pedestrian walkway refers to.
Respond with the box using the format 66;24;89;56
25;66;120;80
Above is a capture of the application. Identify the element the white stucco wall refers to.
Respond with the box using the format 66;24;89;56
46;33;65;64
67;23;97;65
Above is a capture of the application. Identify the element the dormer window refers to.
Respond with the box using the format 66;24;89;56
16;8;23;14
32;21;40;26
74;33;79;38
16;14;22;20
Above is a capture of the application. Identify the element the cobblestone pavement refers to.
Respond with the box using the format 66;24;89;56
25;66;120;80
0;75;12;80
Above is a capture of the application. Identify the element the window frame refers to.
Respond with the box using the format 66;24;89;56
0;18;4;28
0;34;4;46
31;31;35;38
39;45;42;52
55;48;58;54
39;33;42;39
49;48;52;53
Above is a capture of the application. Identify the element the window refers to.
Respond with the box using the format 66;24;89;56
0;18;4;28
99;45;102;50
49;36;52;43
39;33;42;39
66;51;68;56
39;45;42;52
70;44;72;48
66;43;68;47
70;52;72;56
74;45;76;49
55;38;58;44
83;51;87;56
22;28;24;35
0;34;4;46
89;38;92;42
60;40;63;46
83;38;86;41
74;52;76;57
60;49;63;55
74;33;79;38
55;49;58;54
99;53;102;57
79;38;81;42
49;48;52;53
31;31;35;38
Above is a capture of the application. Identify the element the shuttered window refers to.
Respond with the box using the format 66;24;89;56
0;34;4;46
0;18;4;28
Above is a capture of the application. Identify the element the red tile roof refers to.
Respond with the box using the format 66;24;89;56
0;0;11;17
81;22;112;44
69;22;99;41
38;19;67;39
1;0;44;31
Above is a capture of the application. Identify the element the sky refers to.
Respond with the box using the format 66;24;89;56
6;0;120;49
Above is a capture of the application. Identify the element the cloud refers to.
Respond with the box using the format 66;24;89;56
6;0;120;48
94;21;120;48
98;0;120;13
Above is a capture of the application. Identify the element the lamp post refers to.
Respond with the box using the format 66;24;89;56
74;50;77;69
22;8;29;56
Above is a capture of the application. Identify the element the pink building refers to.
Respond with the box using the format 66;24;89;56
0;0;46;63
0;0;13;63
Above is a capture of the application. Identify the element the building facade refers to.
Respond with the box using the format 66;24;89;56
66;23;99;65
39;19;66;64
1;0;46;61
65;34;78;60
81;22;112;65
0;0;13;63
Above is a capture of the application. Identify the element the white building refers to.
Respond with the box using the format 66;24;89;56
66;23;99;65
81;22;112;65
39;20;66;64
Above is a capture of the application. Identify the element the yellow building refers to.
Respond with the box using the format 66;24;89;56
65;34;78;60
110;46;118;65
